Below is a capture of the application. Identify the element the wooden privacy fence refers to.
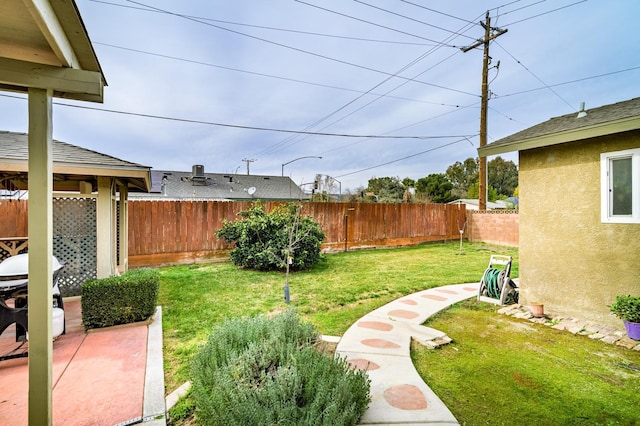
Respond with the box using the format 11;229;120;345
127;201;469;266
0;199;518;269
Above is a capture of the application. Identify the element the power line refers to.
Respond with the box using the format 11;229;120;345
335;138;471;179
253;45;467;158
253;8;481;158
294;0;460;48
93;42;459;108
319;102;480;156
495;40;574;110
353;0;476;41
88;0;435;46
501;0;588;26
125;0;474;95
399;1;479;25
495;65;640;98
494;0;548;18
46;100;474;140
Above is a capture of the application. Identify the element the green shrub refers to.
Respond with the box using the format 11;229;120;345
81;268;159;329
609;294;640;323
191;310;370;425
216;202;325;271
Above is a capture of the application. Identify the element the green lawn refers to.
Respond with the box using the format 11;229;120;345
158;241;516;392
413;300;640;425
159;242;640;425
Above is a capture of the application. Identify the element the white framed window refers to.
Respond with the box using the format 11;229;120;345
601;148;640;223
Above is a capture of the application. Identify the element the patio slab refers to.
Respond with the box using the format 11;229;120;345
0;299;165;425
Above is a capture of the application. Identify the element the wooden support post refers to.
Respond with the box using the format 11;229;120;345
27;87;54;425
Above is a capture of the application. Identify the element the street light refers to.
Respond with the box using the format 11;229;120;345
281;156;322;176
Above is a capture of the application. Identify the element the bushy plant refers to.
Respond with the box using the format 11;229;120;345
81;268;159;329
609;295;640;323
191;310;370;425
216;202;325;271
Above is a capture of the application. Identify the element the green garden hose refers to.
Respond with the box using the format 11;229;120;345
482;268;516;303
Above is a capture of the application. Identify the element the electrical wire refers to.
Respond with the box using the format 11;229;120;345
92;42;459;108
495;65;640;98
252;9;482;158
124;0;473;95
501;0;588;27
319;102;480;157
294;0;459;48
399;1;478;25
40;98;474;140
494;0;548;18
334;138;472;179
353;0;476;41
495;40;575;110
88;0;435;46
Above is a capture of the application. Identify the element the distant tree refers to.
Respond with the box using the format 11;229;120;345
343;186;367;202
488;156;518;197
445;157;478;198
367;176;404;203
467;181;498;202
415;173;454;203
402;177;415;188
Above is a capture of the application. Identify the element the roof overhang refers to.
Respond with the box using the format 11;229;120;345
0;161;151;192
0;0;106;102
479;115;640;157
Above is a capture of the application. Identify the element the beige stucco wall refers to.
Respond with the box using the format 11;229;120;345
519;130;640;327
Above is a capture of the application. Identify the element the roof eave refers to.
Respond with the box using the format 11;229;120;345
479;115;640;157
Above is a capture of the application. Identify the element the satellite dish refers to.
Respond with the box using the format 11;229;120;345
247;187;256;195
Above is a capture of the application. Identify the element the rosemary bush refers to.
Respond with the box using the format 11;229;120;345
191;309;370;425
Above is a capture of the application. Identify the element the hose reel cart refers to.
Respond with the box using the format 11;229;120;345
478;255;518;305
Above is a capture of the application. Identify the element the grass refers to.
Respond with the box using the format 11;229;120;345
158;241;517;392
413;300;640;425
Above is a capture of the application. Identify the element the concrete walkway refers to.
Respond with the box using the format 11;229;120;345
336;283;479;425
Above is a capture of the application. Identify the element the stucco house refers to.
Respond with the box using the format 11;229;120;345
130;166;309;201
479;97;640;328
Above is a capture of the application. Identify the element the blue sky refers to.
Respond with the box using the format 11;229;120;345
1;0;639;191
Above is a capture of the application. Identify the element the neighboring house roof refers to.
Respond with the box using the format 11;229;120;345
130;168;309;201
0;131;151;192
448;199;511;210
479;97;640;156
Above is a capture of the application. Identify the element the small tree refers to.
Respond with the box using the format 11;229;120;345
217;202;325;273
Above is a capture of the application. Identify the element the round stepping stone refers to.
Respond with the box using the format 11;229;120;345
421;294;447;301
399;299;418;305
388;309;419;319
435;289;458;295
384;384;428;410
361;338;400;349
358;321;394;331
464;286;478;292
347;358;380;371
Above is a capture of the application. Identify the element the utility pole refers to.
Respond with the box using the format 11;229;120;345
462;11;507;210
241;158;255;175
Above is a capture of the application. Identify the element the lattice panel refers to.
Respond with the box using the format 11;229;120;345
53;197;97;296
0;240;29;262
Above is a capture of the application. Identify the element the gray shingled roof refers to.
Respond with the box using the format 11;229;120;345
0;131;148;169
130;169;309;201
0;131;150;191
479;97;640;156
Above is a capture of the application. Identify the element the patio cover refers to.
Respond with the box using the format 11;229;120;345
0;1;107;423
